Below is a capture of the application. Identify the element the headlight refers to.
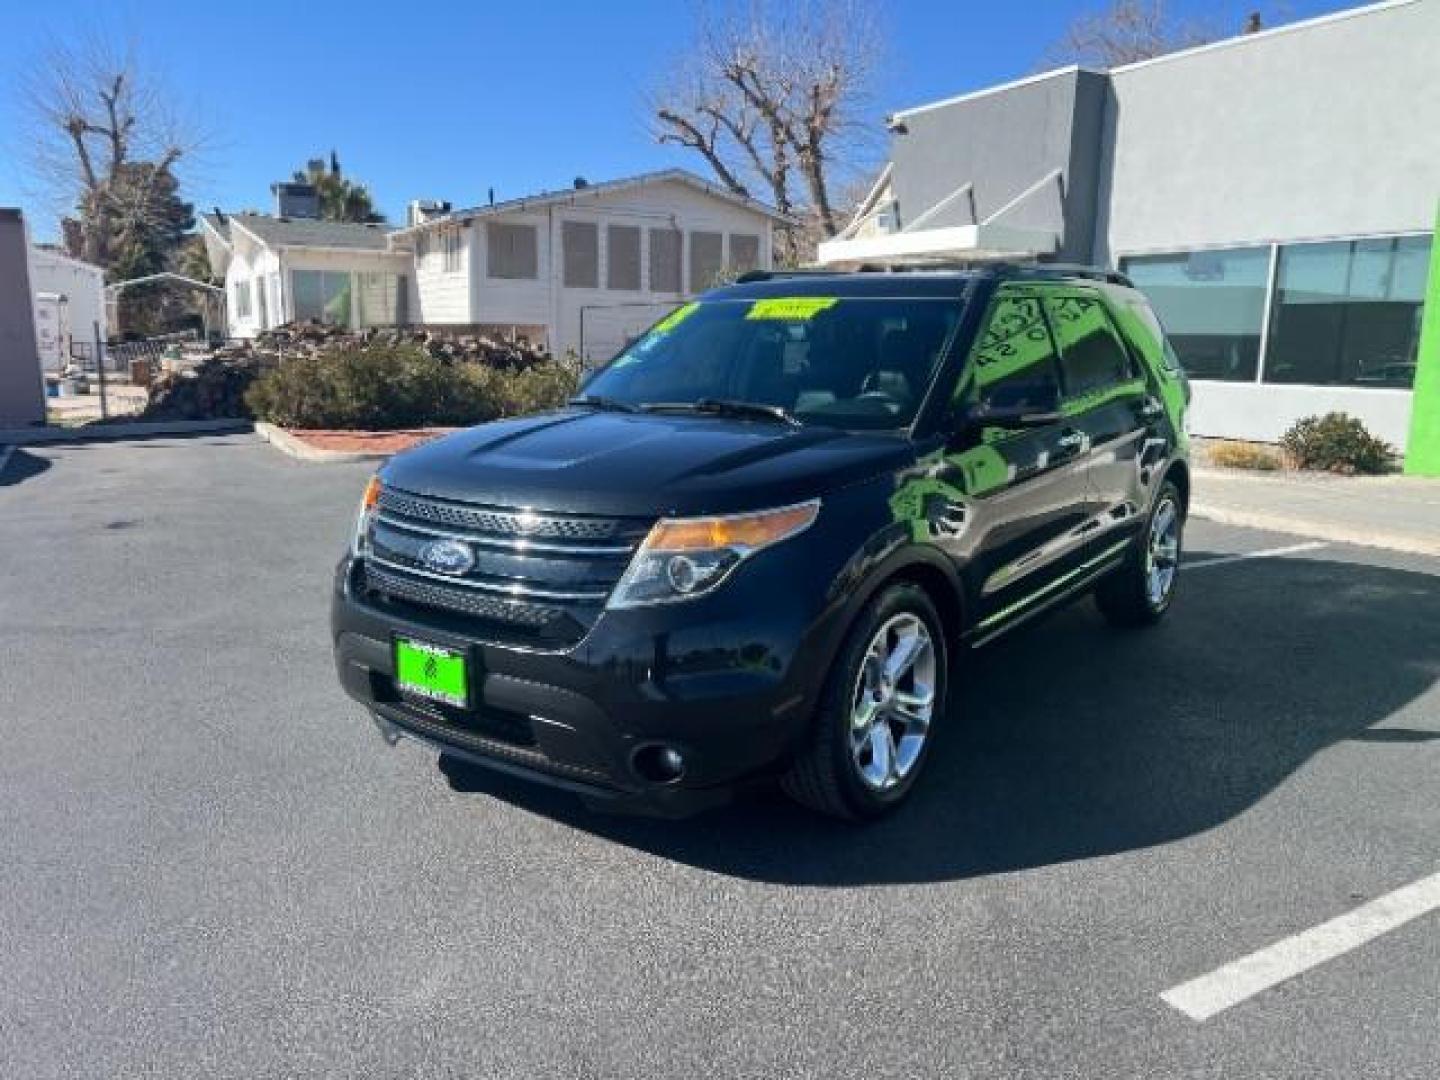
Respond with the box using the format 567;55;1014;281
608;499;820;609
350;475;382;557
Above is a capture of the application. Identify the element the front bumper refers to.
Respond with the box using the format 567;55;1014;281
331;553;836;816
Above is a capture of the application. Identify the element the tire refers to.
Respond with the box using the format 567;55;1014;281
1095;479;1184;628
782;581;949;821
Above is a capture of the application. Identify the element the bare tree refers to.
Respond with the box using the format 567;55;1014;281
21;36;204;269
651;0;882;259
1045;0;1222;67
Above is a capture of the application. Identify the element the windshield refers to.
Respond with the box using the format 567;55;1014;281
580;296;964;430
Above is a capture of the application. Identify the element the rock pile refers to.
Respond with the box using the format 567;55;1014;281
141;355;264;421
248;322;551;369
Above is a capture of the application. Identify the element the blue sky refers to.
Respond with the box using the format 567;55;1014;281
1;0;1357;243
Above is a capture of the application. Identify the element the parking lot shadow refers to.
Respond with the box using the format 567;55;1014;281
441;551;1440;886
0;447;52;487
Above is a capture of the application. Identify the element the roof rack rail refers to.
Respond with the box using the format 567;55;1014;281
733;268;846;283
980;262;1134;287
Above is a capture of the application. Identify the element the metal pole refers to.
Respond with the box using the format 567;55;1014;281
94;321;107;421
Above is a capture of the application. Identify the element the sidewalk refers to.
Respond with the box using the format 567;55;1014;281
1191;467;1440;557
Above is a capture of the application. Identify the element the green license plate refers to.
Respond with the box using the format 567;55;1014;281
394;637;469;707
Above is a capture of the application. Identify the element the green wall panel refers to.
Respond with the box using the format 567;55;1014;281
1405;204;1440;476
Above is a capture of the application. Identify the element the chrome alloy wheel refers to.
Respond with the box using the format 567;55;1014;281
849;613;937;791
1145;497;1181;606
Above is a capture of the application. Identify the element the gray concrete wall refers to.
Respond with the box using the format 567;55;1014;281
889;68;1107;260
1095;0;1440;263
0;210;46;428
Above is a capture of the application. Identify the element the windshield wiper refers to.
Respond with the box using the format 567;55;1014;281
568;395;639;413
642;398;802;427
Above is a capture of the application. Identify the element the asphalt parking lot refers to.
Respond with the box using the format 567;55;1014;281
2;434;1437;1078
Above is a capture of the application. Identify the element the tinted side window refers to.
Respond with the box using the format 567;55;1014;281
1045;295;1134;396
966;293;1062;412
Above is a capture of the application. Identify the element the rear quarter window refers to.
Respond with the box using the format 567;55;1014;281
1124;299;1184;374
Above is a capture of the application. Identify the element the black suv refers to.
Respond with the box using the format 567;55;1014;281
332;265;1190;820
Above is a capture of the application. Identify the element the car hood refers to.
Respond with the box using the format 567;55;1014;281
381;409;915;517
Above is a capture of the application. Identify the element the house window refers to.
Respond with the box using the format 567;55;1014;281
689;231;723;291
562;221;598;288
440;229;462;273
292;269;352;326
355;272;408;327
234;279;252;320
1122;247;1270;382
729;233;761;275
487;221;538;280
607;225;641;291
1265;235;1430;388
649;228;682;293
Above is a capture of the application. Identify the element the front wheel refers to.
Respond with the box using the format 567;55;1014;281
1095;480;1185;627
782;582;948;820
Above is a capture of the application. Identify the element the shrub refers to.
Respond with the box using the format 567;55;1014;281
244;344;579;429
1279;412;1394;475
1207;440;1283;471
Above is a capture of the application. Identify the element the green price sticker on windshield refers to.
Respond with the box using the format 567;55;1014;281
746;297;838;321
651;302;699;335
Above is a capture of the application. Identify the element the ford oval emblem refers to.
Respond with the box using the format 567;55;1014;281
418;538;475;576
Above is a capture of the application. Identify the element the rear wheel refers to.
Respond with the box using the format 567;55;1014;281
1095;480;1184;627
782;582;948;820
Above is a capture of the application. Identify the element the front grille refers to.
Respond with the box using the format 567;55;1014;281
380;702;614;787
361;562;560;629
379;488;628;542
361;486;652;630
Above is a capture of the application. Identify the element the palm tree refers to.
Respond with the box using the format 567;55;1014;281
292;152;386;223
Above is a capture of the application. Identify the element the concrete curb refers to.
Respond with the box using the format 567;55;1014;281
0;418;253;445
253;422;390;464
1190;502;1440;559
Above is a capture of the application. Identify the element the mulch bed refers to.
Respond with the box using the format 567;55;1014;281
286;428;459;455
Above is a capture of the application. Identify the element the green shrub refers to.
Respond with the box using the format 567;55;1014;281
1208;440;1283;471
1279;412;1394;475
244;344;579;429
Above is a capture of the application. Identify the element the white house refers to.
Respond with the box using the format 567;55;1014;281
202;170;789;360
201;186;409;339
390;169;790;360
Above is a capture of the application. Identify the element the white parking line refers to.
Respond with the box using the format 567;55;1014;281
1163;869;1440;1021
1185;541;1327;570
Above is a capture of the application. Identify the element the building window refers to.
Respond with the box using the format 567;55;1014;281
440;229;462;273
562;220;598;288
1122;247;1270;382
649;228;682;293
607;224;641;291
234;279;252;320
689;231;723;291
355;272;408;327
487;221;538;280
1044;295;1135;396
1265;235;1430;389
729;233;761;275
292;269;352;326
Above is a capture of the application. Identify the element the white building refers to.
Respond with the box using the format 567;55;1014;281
818;0;1440;455
202;169;789;362
28;246;106;371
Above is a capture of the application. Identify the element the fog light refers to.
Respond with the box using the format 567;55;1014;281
633;744;686;784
